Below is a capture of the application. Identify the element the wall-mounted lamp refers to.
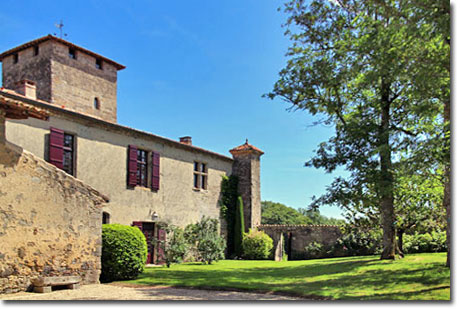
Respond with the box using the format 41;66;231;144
152;211;159;222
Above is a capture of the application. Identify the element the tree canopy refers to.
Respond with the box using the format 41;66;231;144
267;0;449;259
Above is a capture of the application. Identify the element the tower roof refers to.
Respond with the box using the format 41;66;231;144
0;35;125;70
229;139;264;156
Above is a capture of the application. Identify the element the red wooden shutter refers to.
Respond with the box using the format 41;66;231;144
128;145;138;187
132;221;143;231
151;151;160;191
49;127;64;169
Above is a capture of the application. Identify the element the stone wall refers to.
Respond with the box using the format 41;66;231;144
2;41;53;103
231;153;262;231
50;41;118;122
258;224;342;260
0;142;106;293
2;39;118;122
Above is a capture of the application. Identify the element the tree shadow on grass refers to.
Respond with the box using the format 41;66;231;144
129;258;450;300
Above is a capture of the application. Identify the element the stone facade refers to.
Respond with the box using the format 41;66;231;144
0;116;107;293
1;36;123;123
259;225;342;261
230;141;263;231
0;36;264;274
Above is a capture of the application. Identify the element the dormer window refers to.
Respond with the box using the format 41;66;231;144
13;53;18;64
96;58;103;70
34;45;39;56
69;47;76;59
94;97;100;110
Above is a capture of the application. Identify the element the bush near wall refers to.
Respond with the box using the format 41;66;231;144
403;231;447;254
100;224;147;282
242;229;274;260
184;217;226;264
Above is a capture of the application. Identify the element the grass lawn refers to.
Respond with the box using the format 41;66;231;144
122;252;450;300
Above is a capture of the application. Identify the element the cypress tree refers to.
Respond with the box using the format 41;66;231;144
234;196;245;257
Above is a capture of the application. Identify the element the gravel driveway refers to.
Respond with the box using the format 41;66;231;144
0;284;303;300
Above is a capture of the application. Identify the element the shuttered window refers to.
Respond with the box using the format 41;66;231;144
127;145;160;190
127;145;138;187
49;127;75;176
151;151;160;191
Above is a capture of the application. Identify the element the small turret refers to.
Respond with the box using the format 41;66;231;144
229;139;264;232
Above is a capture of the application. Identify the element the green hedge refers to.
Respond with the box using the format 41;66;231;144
242;229;273;260
101;224;147;282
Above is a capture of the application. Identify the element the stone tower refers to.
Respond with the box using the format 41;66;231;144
0;35;125;123
229;139;264;232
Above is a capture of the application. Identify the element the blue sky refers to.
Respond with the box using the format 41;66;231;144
0;0;347;219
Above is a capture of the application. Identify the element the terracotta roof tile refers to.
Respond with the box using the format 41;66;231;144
229;139;264;156
0;92;49;120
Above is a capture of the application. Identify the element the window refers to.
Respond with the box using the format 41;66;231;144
137;149;148;187
13;53;18;64
193;161;207;190
96;58;103;70
69;47;76;59
48;127;76;176
127;145;160;190
102;212;110;224
62;133;75;175
94;97;100;110
34;45;39;56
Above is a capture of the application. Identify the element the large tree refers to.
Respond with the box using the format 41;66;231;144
267;0;445;259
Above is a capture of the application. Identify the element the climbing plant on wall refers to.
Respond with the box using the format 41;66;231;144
220;175;239;257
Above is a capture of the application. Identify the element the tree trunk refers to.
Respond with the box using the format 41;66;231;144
444;97;451;268
396;228;405;258
397;228;404;254
379;81;396;260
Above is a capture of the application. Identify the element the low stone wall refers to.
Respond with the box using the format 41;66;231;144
0;143;107;293
258;224;342;261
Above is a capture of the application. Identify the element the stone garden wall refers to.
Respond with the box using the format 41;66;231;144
258;224;342;261
0;142;107;293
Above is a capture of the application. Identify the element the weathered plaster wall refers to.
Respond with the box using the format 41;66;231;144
5;113;233;229
259;225;342;260
0;142;105;293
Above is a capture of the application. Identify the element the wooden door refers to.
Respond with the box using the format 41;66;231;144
132;221;155;264
142;222;155;264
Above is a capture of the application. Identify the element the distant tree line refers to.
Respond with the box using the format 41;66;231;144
261;200;345;226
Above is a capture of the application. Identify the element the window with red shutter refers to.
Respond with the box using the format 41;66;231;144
49;127;64;169
151;151;160;191
127;145;138;187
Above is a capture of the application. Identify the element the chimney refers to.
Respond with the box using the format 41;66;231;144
15;80;36;100
179;136;192;145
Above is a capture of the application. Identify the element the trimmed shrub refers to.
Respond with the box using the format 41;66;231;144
185;217;226;264
234;196;245;257
101;224;147;282
242;229;273;259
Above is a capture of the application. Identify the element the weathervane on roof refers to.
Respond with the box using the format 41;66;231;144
53;20;68;39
